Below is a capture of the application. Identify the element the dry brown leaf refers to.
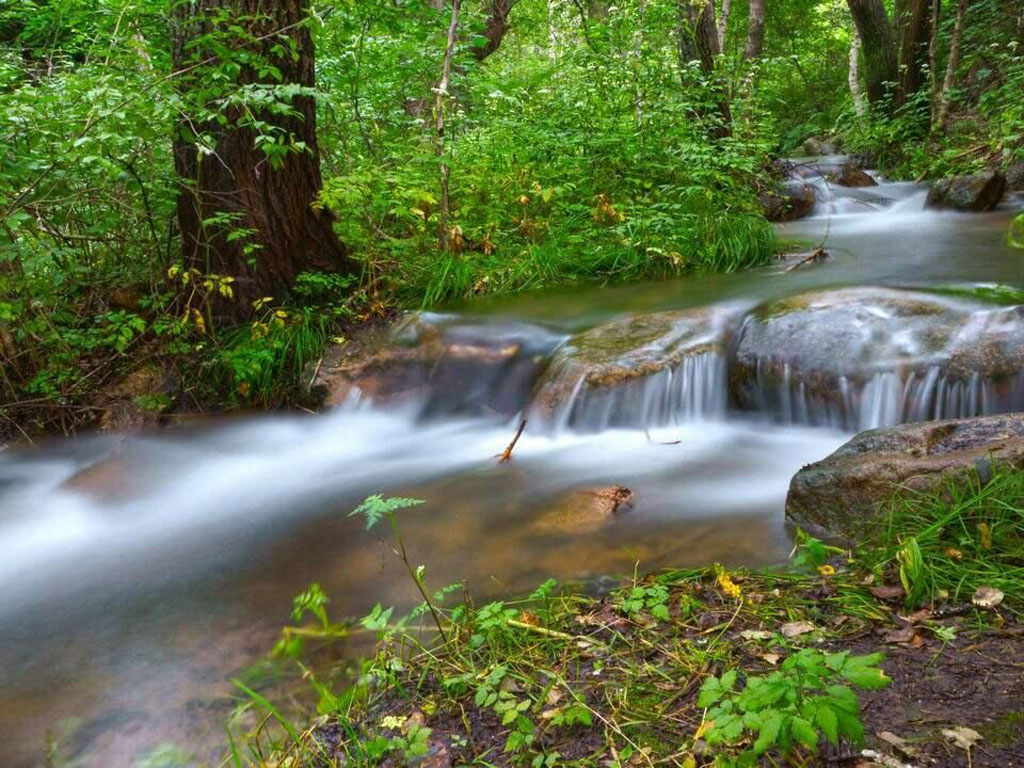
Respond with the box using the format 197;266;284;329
869;585;905;601
884;625;917;644
760;652;781;665
740;630;773;641
942;726;983;751
780;621;815;638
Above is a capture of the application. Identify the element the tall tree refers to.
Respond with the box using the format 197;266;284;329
471;0;519;61
933;0;968;133
849;26;868;117
677;0;731;134
171;0;358;317
847;0;898;105
896;0;931;106
716;0;731;50
744;0;765;60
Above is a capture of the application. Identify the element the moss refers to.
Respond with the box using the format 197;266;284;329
979;711;1024;746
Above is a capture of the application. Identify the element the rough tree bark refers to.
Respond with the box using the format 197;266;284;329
471;0;518;62
744;0;765;60
170;0;356;318
933;0;967;133
849;26;868;117
896;0;931;106
716;0;731;50
847;0;898;105
435;0;461;252
677;0;732;135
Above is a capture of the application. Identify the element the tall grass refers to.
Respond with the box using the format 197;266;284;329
865;469;1024;610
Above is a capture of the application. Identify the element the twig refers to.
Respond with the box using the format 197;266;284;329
784;247;827;272
497;418;527;463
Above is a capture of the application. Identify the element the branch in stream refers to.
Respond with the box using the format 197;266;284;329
497;418;527;463
784;247;829;272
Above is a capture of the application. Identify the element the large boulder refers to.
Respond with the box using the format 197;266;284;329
529;307;730;428
731;287;1024;428
831;163;877;188
786;414;1024;540
802;137;838;156
925;171;1007;212
760;182;817;222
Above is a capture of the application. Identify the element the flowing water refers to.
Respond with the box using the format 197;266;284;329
1;160;1022;767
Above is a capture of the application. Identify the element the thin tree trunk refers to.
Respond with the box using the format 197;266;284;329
927;0;941;118
677;0;731;136
896;0;931;106
170;0;356;319
849;26;868;117
547;0;559;61
847;0;898;106
933;0;967;133
717;0;731;50
744;0;764;59
436;0;461;252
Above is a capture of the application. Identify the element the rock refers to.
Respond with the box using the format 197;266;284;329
760;182;817;222
731;287;1024;427
61;457;137;502
802;137;838;156
1007;162;1024;192
98;363;178;432
529;307;729;427
315;313;562;418
925;171;1007;212
529;486;633;535
786;414;1024;540
831;163;877;188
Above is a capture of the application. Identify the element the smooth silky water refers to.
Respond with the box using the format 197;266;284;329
1;163;1022;766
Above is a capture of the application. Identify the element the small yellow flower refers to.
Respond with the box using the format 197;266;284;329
716;570;742;600
945;547;963;560
379;715;407;730
818;565;836;577
977;522;992;550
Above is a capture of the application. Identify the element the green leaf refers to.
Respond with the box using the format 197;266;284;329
790;715;818;750
753;712;782;754
814;704;838;745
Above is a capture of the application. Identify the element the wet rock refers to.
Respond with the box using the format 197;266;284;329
529;486;633;535
1007;162;1024;192
786;414;1024;540
831;163;877;188
802;137;838;156
925;171;1007;212
731;287;1024;428
98;363;178;432
760;182;817;222
61;457;138;502
529;307;729;428
314;313;562;418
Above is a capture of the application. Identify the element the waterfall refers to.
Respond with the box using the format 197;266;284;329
531;352;728;432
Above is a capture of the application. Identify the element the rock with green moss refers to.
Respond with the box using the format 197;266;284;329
786;413;1024;541
925;171;1007;212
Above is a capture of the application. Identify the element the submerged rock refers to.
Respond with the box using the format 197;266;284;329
731;287;1024;429
1007;162;1024;192
926;171;1007;212
529;307;730;429
831;163;877;188
529;485;633;535
760;182;817;222
786;414;1024;540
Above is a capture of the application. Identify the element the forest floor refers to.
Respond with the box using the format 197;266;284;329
254;554;1024;768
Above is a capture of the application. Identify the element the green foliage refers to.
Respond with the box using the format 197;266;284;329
698;650;889;765
618;582;671;621
349;494;424;530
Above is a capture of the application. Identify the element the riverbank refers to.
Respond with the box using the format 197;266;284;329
234;471;1024;768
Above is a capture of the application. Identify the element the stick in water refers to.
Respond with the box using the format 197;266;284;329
498;419;527;463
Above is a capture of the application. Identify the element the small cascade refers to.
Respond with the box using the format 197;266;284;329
536;352;727;432
743;362;1024;431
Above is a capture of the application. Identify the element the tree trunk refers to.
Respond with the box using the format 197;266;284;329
716;0;731;50
849;26;868;117
471;0;517;62
896;0;931;106
677;0;731;135
847;0;898;106
744;0;764;59
170;0;355;318
436;0;461;252
933;0;967;133
927;0;941;116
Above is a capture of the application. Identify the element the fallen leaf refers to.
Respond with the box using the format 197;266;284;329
781;621;815;638
740;630;773;641
869;585;905;600
884;625;917;644
877;730;917;757
546;688;562;706
760;652;781;665
942;726;982;751
972;586;1004;609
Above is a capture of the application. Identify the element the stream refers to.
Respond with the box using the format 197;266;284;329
1;159;1022;767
